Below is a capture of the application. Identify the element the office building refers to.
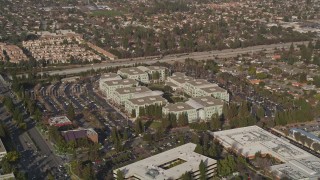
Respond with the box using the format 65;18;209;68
212;126;320;180
112;86;152;106
99;79;138;97
125;95;167;118
117;67;149;84
186;96;224;120
162;102;198;123
113;143;217;180
165;72;194;91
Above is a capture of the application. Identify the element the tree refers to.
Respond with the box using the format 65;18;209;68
47;173;54;180
134;118;143;135
82;164;95;180
116;170;125;180
315;40;320;49
180;171;193;180
248;66;256;76
305;137;313;148
210;113;221;131
5;151;20;162
131;109;136;118
199;160;207;180
312;142;320;152
67;103;75;120
177;113;188;127
33;108;42;122
294;132;302;142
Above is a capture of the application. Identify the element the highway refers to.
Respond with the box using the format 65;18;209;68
36;41;311;76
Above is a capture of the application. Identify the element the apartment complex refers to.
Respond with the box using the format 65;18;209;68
22;30;101;63
114;143;217;180
125;95;167;118
162;96;223;123
0;138;7;161
0;43;28;63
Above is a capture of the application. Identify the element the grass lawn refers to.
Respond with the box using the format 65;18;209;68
149;121;162;130
91;10;122;17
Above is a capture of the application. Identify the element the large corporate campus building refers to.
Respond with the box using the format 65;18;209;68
212;126;320;180
113;143;217;180
99;66;229;122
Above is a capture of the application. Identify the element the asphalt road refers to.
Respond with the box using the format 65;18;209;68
0;77;68;179
36;41;311;76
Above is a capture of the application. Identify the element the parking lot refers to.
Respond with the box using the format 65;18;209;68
29;77;134;149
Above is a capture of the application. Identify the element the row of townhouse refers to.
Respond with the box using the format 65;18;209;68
117;66;167;84
22;32;101;63
0;43;28;63
162;96;224;123
166;72;229;102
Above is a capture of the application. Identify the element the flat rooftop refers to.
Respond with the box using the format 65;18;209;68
118;67;147;76
49;116;72;126
115;86;151;95
128;95;167;106
200;86;227;93
186;96;224;109
132;90;164;99
171;72;187;77
100;73;122;81
137;66;166;72
186;79;218;88
168;76;194;84
103;79;137;86
212;126;320;179
163;102;195;112
114;143;217;180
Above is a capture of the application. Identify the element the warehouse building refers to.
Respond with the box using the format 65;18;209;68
113;143;217;180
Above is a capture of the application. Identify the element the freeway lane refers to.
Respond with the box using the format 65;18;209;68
35;41;311;76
